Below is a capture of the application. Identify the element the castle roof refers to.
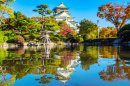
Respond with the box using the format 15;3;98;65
53;2;69;11
69;21;78;24
55;12;75;19
56;2;69;9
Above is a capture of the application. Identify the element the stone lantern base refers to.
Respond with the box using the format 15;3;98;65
40;30;52;44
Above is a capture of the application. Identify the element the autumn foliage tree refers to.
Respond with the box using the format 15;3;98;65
100;28;111;38
60;24;73;37
97;3;130;31
14;36;25;44
110;28;117;37
0;0;15;28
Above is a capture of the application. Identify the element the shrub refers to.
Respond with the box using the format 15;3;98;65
3;31;17;43
50;36;60;42
0;31;4;44
117;24;130;42
53;34;67;41
29;34;40;40
3;36;8;43
14;36;25;44
67;37;84;43
76;37;84;43
20;32;30;36
23;35;30;41
22;33;40;42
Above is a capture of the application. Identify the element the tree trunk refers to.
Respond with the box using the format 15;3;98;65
116;26;120;37
0;20;2;29
0;1;8;29
117;28;119;32
42;11;44;31
30;28;31;33
0;13;4;29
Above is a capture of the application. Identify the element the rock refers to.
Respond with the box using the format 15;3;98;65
113;39;121;44
23;43;28;46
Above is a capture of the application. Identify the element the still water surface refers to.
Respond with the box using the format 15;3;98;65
0;45;130;86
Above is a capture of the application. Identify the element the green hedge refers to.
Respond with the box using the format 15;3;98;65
84;38;118;43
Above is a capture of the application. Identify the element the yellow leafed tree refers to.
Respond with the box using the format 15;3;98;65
0;0;15;28
100;28;112;38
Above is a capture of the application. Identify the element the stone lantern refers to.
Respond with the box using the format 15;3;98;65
40;30;52;44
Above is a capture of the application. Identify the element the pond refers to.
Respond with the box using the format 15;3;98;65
0;45;130;86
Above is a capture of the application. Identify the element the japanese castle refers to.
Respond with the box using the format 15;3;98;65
53;2;79;32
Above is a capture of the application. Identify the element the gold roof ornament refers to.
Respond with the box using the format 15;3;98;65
64;9;66;13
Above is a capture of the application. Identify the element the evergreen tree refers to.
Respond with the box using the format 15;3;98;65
33;4;52;31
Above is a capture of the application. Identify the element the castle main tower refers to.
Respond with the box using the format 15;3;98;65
53;2;79;33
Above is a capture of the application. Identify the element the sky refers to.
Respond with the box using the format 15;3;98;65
11;0;130;27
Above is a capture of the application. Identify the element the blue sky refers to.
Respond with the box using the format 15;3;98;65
11;0;130;27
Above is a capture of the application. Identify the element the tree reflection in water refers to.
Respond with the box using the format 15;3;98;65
35;75;54;84
35;45;55;84
80;46;98;71
0;45;129;85
99;60;130;82
100;46;118;59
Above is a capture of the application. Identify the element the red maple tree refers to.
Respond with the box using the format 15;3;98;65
60;24;73;37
